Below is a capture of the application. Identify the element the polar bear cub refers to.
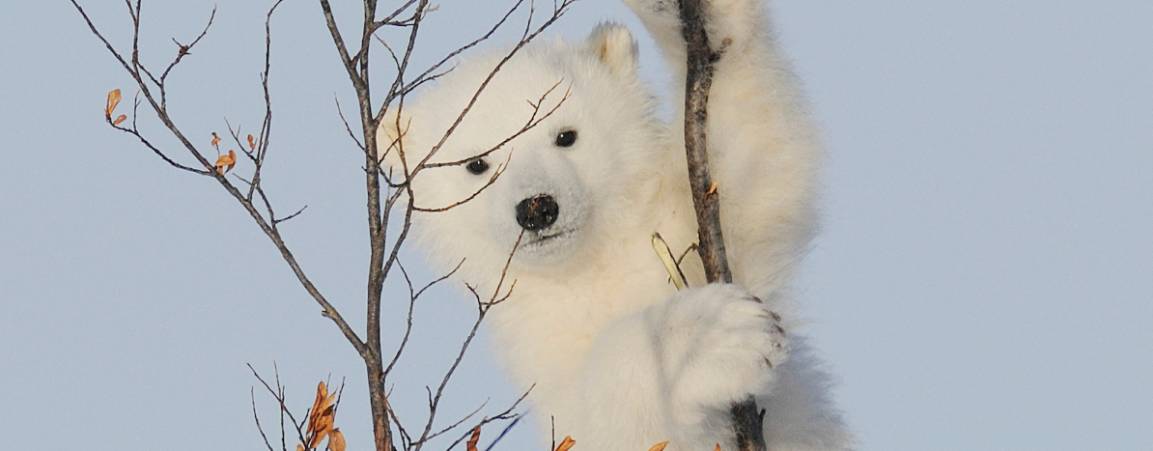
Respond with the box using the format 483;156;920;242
379;0;853;449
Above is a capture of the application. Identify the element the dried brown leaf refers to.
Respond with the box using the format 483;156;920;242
105;89;122;118
328;428;346;451
305;381;340;448
466;425;481;451
112;114;127;126
648;441;669;451
313;413;333;446
211;132;222;150
714;444;722;451
554;436;575;451
214;150;236;175
247;134;256;151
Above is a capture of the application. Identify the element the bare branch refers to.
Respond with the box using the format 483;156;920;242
159;7;217;87
251;387;277;451
413;232;523;450
385;258;464;378
423;82;569;169
374;2;427;124
412;151;513;213
317;0;360;86
395;0;527;104
678;0;764;449
274;205;309;225
109;119;210;175
246;0;287;202
248;363;309;447
411;0;577;174
444;387;532;451
334;96;367;150
370;0;421;34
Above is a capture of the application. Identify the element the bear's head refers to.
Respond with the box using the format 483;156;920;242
379;24;670;280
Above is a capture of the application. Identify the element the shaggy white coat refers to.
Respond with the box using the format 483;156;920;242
380;0;853;448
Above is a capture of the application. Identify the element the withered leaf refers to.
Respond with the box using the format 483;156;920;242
105;89;122;118
214;150;236;175
247;134;256;151
112;114;128;126
555;436;575;451
306;381;339;448
328;428;346;451
648;441;670;451
466;426;481;451
313;414;333;446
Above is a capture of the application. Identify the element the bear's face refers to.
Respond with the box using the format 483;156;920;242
381;25;665;277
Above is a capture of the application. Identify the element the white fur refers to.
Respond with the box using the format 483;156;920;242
379;0;852;448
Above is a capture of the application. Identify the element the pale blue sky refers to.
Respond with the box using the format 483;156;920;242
2;1;1151;450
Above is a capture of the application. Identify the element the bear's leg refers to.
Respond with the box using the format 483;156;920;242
623;0;765;71
624;0;818;288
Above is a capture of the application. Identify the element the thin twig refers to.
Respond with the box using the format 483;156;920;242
248;363;309;447
412;232;523;451
410;0;576;174
251;387;277;451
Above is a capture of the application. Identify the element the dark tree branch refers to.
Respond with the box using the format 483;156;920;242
678;0;732;285
677;0;766;450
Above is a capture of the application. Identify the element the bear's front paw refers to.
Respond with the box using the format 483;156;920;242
653;284;788;413
623;0;758;41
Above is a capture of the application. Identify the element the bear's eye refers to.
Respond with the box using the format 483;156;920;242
466;158;490;175
555;129;578;148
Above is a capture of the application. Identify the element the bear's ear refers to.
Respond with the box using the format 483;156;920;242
376;108;413;175
586;23;638;78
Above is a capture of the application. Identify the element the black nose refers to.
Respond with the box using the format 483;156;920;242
515;195;559;231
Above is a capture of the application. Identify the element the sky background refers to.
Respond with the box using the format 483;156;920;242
2;1;1151;450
